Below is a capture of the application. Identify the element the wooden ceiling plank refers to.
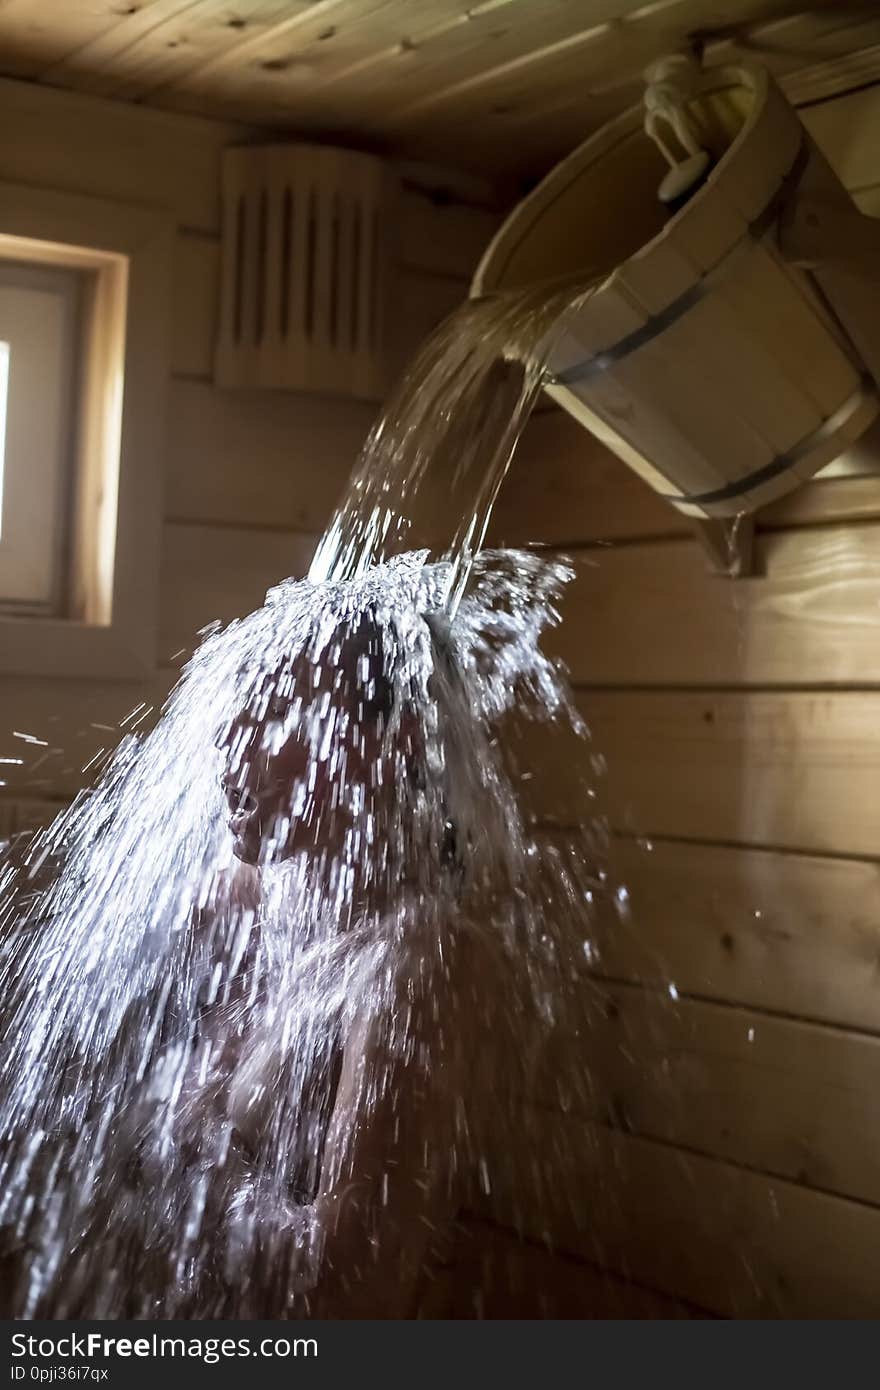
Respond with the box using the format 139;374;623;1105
717;7;880;68
372;0;880;176
75;0;304;102
462;0;853;128
137;0;400;124
313;0;660;124
158;0;637;141
783;35;880;107
0;0;129;79
2;0;880;179
39;0;225;94
373;0;729;132
251;0;556;100
163;0;467;123
202;0;653;150
158;0;399;92
502;27;880;180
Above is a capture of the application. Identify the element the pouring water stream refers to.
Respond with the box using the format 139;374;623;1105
0;275;615;1317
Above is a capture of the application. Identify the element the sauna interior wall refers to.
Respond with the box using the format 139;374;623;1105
0;75;494;822
5;72;880;1318
486;83;880;1319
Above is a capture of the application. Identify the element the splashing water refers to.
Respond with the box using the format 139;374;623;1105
0;279;611;1318
310;278;591;610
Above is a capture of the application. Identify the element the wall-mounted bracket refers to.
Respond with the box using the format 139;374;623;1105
692;515;755;577
778;193;880;278
777;165;880;392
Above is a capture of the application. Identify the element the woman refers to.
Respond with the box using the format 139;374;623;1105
0;552;578;1318
210;610;484;1317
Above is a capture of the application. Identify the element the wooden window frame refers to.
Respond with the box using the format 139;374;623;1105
0;180;172;679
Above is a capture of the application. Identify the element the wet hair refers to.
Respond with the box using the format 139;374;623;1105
225;607;463;875
228;612;396;745
342;610;461;871
336;612;396;731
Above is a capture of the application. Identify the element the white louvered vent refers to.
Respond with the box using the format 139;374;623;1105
216;145;395;401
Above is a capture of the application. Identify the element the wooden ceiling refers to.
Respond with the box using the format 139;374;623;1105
2;0;880;178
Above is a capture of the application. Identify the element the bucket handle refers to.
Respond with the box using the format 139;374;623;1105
643;53;705;170
644;103;703;169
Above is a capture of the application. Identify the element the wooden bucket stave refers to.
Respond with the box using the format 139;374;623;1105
473;63;879;519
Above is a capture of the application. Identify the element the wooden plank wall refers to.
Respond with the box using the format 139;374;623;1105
6;72;880;1317
478;83;880;1318
0;76;497;806
0;72;678;1320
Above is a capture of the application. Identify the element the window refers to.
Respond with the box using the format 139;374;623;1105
0;181;172;678
0;261;82;611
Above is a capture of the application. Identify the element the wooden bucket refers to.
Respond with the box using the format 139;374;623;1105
472;63;878;519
